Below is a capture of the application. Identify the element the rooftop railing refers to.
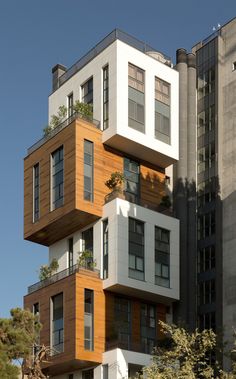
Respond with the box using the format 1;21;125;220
28;263;100;294
58;29;171;88
27;112;100;156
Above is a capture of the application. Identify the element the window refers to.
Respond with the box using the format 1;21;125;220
84;289;94;350
103;65;109;130
198;312;216;332
82;77;93;105
68;93;74;117
84;140;93;201
198;279;216;305
103;365;108;379
128;63;145;133
33;163;40;222
129;218;144;281
197;105;215;137
82;227;93;253
114;297;131;349
82;370;93;379
197;143;215;174
33;303;40;355
155;77;170;144
198;67;215;100
51;146;64;210
197;211;215;239
141;304;156;354
68;238;73;270
198;245;215;273
124;158;140;203
103;219;109;279
197;178;216;207
233;61;236;71
155;227;170;288
68;375;74;379
51;293;63;354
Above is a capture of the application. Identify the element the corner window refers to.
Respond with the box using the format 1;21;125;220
84;140;93;202
51;293;64;354
155;77;170;144
155;227;170;287
33;163;40;222
51;146;64;210
129;218;144;281
82;78;93;105
128;63;145;133
84;289;94;350
114;297;131;349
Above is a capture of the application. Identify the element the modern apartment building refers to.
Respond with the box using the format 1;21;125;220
174;16;236;365
23;30;180;378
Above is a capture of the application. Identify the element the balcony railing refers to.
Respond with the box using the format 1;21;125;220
57;29;171;89
27;112;100;156
28;263;100;294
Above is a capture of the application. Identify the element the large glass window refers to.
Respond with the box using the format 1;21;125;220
103;65;109;130
114;297;131;349
82;370;94;379
51;293;64;354
197;143;215;174
198;279;216;305
155;227;170;288
124;158;140;203
198;245;215;273
84;140;93;202
155;77;170;144
33;163;40;222
82;227;93;253
128;63;145;133
103;219;109;279
82;77;93;105
84;289;94;350
141;303;156;354
129;218;144;281
198;312;216;332
51;146;64;210
197;211;215;239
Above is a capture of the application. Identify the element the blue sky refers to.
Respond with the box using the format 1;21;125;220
0;0;235;317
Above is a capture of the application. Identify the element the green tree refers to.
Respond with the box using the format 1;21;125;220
136;321;235;379
0;308;41;378
39;258;59;281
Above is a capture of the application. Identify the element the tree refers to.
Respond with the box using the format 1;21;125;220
0;308;44;378
137;321;235;379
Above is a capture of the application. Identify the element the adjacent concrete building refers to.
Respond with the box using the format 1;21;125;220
174;17;236;366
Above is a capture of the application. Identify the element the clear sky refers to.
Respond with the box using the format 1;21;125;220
0;0;235;318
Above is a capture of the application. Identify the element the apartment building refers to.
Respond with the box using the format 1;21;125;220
174;17;236;365
23;30;180;378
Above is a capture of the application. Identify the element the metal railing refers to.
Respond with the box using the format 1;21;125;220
58;29;171;88
27;112;100;156
28;263;100;294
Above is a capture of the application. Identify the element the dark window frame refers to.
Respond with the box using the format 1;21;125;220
51;146;64;211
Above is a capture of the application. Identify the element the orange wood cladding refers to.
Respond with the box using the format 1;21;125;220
24;118;166;246
24;270;105;375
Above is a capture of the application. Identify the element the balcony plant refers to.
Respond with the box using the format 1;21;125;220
77;250;96;269
105;171;125;203
38;258;59;281
73;100;93;120
43;105;67;136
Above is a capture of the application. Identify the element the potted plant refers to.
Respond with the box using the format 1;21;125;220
73;100;93;120
77;250;96;269
105;171;125;203
43;105;67;136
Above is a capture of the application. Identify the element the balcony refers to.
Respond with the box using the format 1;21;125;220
105;339;160;355
28;263;100;294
